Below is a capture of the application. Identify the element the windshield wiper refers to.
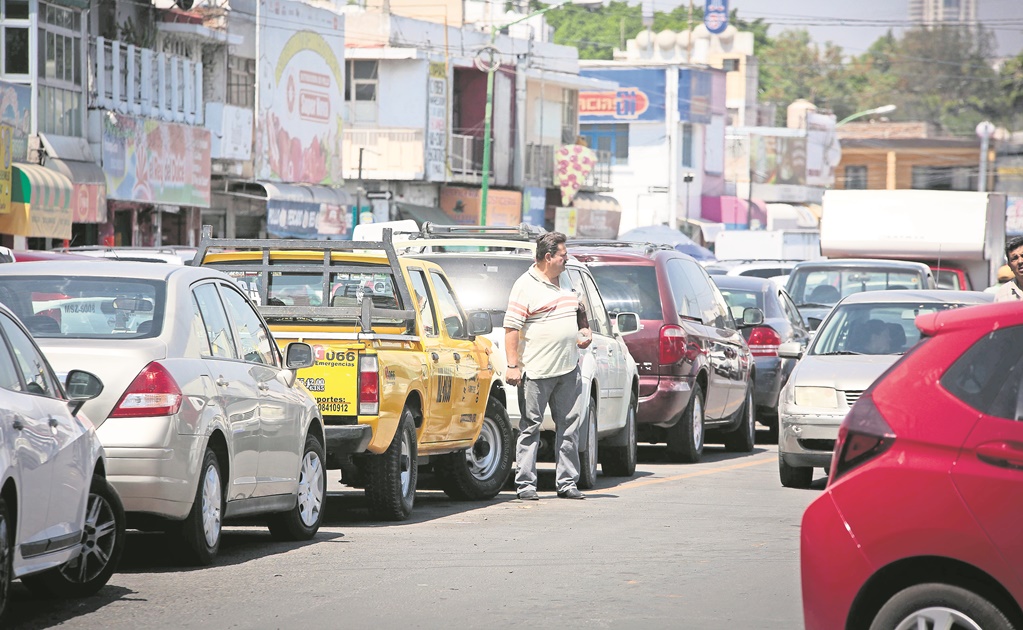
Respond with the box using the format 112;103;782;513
818;350;862;356
796;302;833;309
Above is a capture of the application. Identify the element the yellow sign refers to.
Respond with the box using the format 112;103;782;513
0;124;12;215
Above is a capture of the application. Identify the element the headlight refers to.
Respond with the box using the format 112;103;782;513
794;386;839;408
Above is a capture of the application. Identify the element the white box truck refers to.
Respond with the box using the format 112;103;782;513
714;229;822;262
820;190;1008;291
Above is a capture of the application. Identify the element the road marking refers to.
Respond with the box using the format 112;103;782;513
618;456;776;491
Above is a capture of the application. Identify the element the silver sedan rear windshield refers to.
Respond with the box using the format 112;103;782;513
0;276;163;338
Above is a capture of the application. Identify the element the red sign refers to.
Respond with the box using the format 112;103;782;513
579;89;650;119
72;183;106;223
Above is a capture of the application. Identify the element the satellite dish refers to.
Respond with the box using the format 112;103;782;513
176;0;194;10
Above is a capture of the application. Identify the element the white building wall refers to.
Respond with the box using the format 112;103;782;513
611;123;673;234
377;60;428;128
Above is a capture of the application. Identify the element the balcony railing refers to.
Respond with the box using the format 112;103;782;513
90;37;203;124
525;143;613;192
449;132;490;182
586;149;613;191
342;128;424;180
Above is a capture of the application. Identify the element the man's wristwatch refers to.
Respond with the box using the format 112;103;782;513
507;364;518;369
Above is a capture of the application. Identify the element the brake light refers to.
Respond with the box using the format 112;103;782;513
110;362;183;417
359;354;379;415
659;325;687;365
747;326;782;357
829;393;896;484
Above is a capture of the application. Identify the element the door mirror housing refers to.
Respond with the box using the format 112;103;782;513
778;341;803;359
467;310;494;336
614;312;640;336
741;307;765;327
65;369;103;415
285;342;315;370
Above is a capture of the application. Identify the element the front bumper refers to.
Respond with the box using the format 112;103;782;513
324;424;373;468
779;410;845;468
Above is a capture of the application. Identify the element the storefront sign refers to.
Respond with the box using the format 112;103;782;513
256;0;345;185
102;113;212;207
266;198;355;239
439;186;522;226
72;183;106;223
206;103;254;161
0;81;31;162
427;63;447;182
522;186;546;228
704;0;729;34
0;125;12;214
579;68;665;122
751;134;807;186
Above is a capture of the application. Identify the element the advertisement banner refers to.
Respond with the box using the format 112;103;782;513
0;81;31;162
266;198;356;239
206;103;254;161
751;134;807;186
0;125;11;215
102;113;212;207
439;186;522;226
805;111;839;187
72;183;106;223
554;207;577;237
256;0;345;185
704;0;729;34
427;63;447;182
579;68;666;123
1007;196;1023;236
523;186;546;228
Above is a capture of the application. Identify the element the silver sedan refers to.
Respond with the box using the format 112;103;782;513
0;261;324;565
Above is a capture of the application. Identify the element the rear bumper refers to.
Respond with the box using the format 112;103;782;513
637;374;692;428
324;424;373;468
102;434;204;521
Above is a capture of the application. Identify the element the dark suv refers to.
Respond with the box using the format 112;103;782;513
571;242;757;462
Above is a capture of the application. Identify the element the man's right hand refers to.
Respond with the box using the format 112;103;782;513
506;366;523;387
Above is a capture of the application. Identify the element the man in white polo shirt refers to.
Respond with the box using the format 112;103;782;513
504;232;592;500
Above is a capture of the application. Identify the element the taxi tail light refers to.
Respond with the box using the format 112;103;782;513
829;393;896;485
110;362;183;417
659;324;687;365
747;326;782;357
359;355;379;415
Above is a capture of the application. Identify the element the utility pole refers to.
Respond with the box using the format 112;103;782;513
357;147;364;225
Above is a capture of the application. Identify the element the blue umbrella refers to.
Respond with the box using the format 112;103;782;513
619;225;717;262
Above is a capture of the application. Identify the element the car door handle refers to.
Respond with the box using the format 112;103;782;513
431;352;440;362
12;418;23;431
48;417;59;428
216;377;229;387
976;441;1023;470
453;352;461;362
257;382;270;392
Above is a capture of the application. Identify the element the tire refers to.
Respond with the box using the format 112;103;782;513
577;397;598;490
870;583;1014;630
666;383;705;463
723;385;756;452
0;498;12;623
436;400;513;500
366;407;418;521
267;433;326;541
22;475;125;599
180;447;224;566
601;393;638;477
779;455;813;489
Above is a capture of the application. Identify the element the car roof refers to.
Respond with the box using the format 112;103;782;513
571;245;694;265
917;300;1023;336
0;259;228;282
12;250;98;262
836;289;993;305
790;258;932;272
710;275;779;291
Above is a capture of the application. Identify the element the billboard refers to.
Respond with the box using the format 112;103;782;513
256;0;345;185
426;63;447;182
751;134;807;186
805;111;839;187
102;113;212;207
0;81;31;162
439;186;522;226
704;0;729;34
266;198;356;239
579;68;666;123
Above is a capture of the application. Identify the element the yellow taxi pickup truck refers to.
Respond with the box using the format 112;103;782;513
193;227;512;520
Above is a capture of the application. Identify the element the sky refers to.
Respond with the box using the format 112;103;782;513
640;0;1023;57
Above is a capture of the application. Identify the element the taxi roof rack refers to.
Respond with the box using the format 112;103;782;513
569;239;676;255
417;222;545;241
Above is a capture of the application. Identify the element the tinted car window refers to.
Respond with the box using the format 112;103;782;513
0;320;21;391
680;259;728;328
588;265;663;320
194;283;238;359
667;260;700;320
430;271;468;338
188;295;213;358
941;325;1023;421
408;269;439;337
788;268;925;305
570;271;610;337
812;302;968;356
0;313;60;396
717;288;762;322
780;290;805;328
219;285;278;366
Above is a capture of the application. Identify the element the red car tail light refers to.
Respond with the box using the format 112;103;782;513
359;354;380;415
829;393;896;484
659;324;687;365
747;326;782;357
110;362;183;417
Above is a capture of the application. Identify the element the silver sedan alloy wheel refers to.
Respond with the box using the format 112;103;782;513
893;606;984;630
297;450;324;527
60;490;118;584
692;395;704;448
201;464;222;548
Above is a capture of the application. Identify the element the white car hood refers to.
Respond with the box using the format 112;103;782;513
791;353;900;392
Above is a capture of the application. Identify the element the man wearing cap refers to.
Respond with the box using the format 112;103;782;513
995;236;1023;302
985;264;1014;294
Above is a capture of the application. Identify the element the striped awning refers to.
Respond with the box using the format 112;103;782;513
0;163;74;238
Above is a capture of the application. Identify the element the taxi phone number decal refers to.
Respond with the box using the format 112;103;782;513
317;397;351;413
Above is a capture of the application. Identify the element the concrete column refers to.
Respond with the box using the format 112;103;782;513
886;151;897;190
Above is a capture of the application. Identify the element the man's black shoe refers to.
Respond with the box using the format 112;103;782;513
517;489;539;501
557;487;585;500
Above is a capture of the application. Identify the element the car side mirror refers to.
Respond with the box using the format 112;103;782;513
741;307;765;327
467;310;493;337
778;341;803;359
65;369;103;415
285;342;315;370
614;312;640;336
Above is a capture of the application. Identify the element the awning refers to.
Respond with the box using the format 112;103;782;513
47;158;108;223
0;162;73;238
571;193;621;239
229;180;354;206
394;201;454;227
228;180;356;239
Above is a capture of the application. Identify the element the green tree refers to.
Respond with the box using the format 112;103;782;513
996;52;1023;129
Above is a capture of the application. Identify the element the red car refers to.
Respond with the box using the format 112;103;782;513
801;301;1023;630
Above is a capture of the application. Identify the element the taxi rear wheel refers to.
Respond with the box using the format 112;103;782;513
366;407;418;520
436;400;513;501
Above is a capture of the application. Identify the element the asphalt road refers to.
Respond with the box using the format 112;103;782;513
9;432;824;629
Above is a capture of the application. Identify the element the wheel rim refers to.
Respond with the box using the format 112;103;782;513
892;607;984;630
746;390;755;444
60;489;118;584
466;415;502;481
587;400;597;475
693;396;704;448
201;464;222;548
627;400;637;463
400;427;413;497
297;450;324;527
0;511;10;610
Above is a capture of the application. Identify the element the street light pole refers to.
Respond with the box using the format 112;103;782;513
976;120;995;193
836;104;897;127
479;0;602;226
682;172;694;223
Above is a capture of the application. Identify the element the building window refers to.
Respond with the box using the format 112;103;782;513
561;88;577;145
34;1;85;136
228;57;255;108
681;123;694;167
845;165;867;189
345;59;378;124
722;58;740;72
912;165;973;190
580;123;628;165
2;0;31;76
